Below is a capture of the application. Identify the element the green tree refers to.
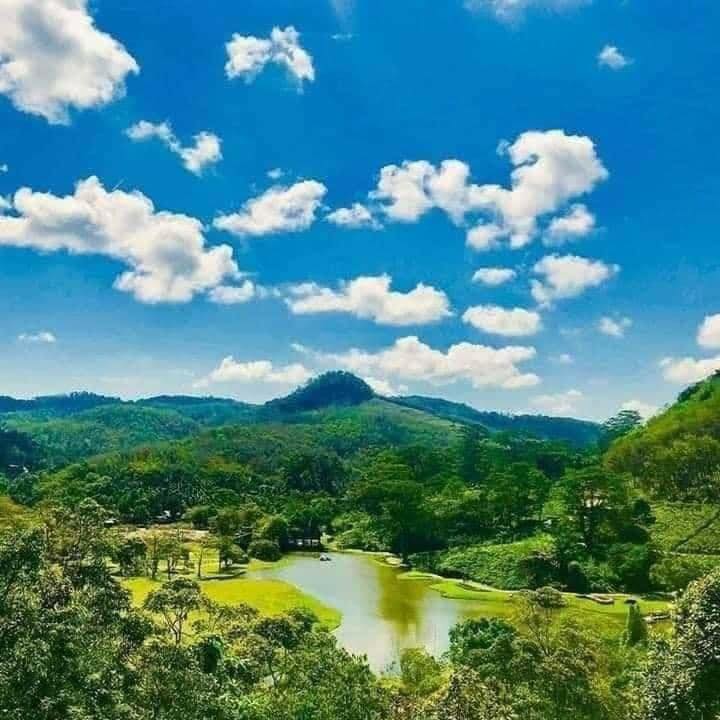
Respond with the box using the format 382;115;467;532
144;577;203;645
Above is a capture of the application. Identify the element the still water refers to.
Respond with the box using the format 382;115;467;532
250;551;491;671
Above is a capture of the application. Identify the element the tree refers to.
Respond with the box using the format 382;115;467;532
447;618;517;680
601;409;643;450
144;578;202;645
115;535;147;576
622;604;647;647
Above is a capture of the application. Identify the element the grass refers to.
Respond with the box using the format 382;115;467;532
124;574;341;630
420;577;671;637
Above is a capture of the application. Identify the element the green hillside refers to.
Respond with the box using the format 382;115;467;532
606;371;720;499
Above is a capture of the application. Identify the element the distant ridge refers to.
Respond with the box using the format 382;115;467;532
264;372;374;414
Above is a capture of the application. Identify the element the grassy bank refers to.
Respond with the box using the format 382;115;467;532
124;574;342;630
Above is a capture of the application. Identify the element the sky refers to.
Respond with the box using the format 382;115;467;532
0;0;719;420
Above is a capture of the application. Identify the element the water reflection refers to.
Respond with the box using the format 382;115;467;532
250;551;491;671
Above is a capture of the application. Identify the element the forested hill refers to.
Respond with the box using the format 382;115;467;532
606;370;720;499
2;372;601;468
391;395;601;446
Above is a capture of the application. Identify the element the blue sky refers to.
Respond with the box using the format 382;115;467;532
1;0;719;420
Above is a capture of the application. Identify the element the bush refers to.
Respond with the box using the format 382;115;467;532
650;553;719;591
248;538;281;562
255;514;289;550
566;560;590;593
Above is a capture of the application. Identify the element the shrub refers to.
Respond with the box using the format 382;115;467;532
248;538;281;562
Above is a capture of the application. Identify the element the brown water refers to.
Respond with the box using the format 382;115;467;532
250;551;489;671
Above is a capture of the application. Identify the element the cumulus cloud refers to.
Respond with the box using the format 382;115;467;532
465;0;589;22
363;376;407;397
208;281;258;305
326;203;380;229
285;275;452;326
697;314;720;349
0;177;239;303
660;355;720;384
620;399;659;420
369;130;607;250
126;121;222;175
531;389;583;415
472;267;517;286
0;0;139;124
598;315;632;338
462;305;542;337
18;331;56;344
196;357;313;388
544;204;595;244
598;45;631;70
531;254;619;306
225;26;314;85
214;181;327;237
296;336;539;390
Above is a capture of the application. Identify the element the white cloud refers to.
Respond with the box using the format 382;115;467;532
214;180;327;237
363;376;406;397
531;389;583;415
0;164;7;173
0;0;139;124
225;26;314;85
472;267;517;286
598;45;631;70
555;353;574;365
531;254;619;306
196;356;313;387
620;399;659;420
126;121;222;175
0;177;239;303
598;315;632;338
544;204;595;244
698;314;720;349
18;331;56;344
462;305;542;337
296;336;539;390
208;281;257;305
267;168;284;180
369;130;608;249
326;203;380;229
660;356;720;385
285;274;452;326
465;0;589;22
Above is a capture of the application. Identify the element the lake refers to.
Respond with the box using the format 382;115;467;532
250;551;494;671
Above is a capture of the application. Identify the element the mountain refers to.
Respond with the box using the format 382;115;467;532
605;371;720;499
391;395;601;447
264;372;374;414
1;372;602;470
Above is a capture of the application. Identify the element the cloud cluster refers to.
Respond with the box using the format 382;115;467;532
531;254;619;306
326;203;380;229
225;26;314;85
0;177;239;303
0;0;139;123
296;336;539;390
196;357;312;387
285;275;452;326
214;181;327;237
660;313;720;384
465;0;589;22
598;45;631;70
531;389;583;415
462;305;542;337
126;121;222;175
18;331;56;344
598;315;632;338
208;281;258;305
365;130;607;250
544;204;595;245
472;267;517;286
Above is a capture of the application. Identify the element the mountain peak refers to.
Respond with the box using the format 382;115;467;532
265;371;374;413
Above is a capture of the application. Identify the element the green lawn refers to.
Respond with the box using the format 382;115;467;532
124;575;341;630
397;570;671;637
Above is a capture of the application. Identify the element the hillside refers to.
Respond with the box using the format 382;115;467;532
2;372;603;470
392;395;601;446
606;371;720;499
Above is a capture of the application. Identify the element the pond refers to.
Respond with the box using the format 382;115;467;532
249;551;495;671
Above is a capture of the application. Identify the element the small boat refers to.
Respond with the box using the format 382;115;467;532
319;554;332;562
